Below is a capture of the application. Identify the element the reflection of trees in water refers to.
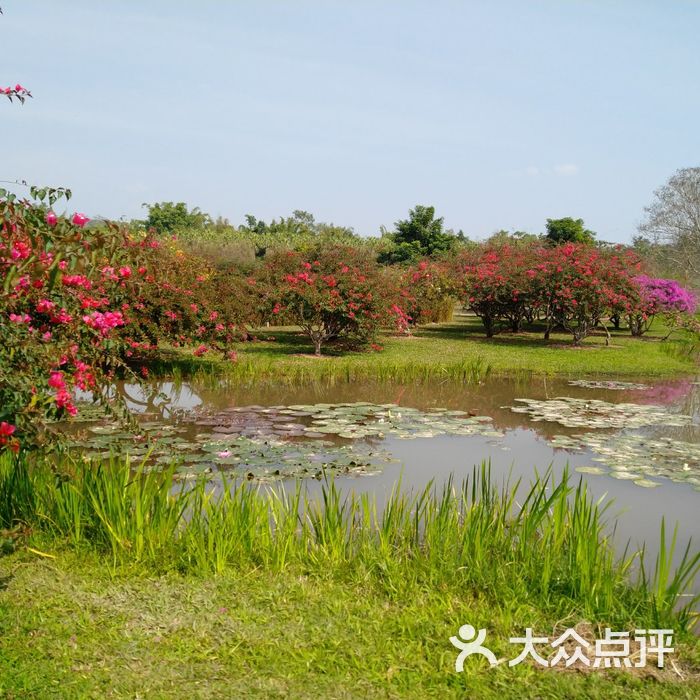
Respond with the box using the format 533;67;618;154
115;380;197;422
124;374;700;442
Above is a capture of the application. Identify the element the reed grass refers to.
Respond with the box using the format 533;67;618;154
1;452;698;633
149;354;493;391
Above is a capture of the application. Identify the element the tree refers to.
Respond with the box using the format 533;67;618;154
456;243;543;337
142;202;211;234
639;167;700;282
628;276;697;337
545;217;596;245
0;188;244;451
379;205;455;264
540;244;636;344
265;246;391;356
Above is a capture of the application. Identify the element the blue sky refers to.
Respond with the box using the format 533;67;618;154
2;1;699;241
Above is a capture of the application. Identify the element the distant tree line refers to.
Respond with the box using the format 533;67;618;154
137;167;700;288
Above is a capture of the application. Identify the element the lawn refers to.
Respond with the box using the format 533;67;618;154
1;555;698;700
0;456;699;699
152;313;698;383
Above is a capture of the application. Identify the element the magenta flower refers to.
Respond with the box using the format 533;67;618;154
0;422;16;437
45;211;58;227
634;276;697;314
71;212;90;228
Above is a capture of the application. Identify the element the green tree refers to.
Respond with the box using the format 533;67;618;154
142;202;211;234
380;205;455;264
487;229;540;246
545;217;596;245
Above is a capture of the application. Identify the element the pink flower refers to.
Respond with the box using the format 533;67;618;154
118;266;132;279
72;213;90;228
48;372;66;390
46;211;58;227
36;299;56;314
101;266;118;281
0;422;16;437
10;241;31;260
62;274;92;290
193;344;208;357
9;313;31;324
50;308;73;324
82;311;126;336
55;388;77;415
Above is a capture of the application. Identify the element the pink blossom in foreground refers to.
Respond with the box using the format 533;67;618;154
82;310;125;335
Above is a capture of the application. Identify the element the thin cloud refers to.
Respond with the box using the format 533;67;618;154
553;164;579;176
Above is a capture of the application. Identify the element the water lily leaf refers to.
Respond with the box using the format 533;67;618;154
575;466;607;475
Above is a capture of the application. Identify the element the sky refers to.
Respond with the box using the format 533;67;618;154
2;0;699;242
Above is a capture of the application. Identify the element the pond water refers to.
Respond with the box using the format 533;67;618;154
70;374;700;582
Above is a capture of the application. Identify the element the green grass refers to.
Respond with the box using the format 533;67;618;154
149;314;698;386
0;452;699;698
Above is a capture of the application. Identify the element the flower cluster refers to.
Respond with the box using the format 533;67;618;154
2;83;32;104
629;276;697;336
0;188;244;451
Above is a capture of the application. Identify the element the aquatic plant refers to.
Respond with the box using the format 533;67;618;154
1;452;697;631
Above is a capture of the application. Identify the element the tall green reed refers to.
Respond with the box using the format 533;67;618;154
1;451;698;632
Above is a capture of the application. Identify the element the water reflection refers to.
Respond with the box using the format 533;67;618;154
104;375;700;580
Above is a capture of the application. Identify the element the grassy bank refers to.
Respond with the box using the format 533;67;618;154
150;315;699;385
1;453;699;698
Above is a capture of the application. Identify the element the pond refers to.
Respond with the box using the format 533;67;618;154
69;374;700;582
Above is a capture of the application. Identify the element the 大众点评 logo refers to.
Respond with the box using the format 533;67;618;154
450;625;674;671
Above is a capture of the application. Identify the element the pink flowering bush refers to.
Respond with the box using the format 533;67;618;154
263;246;393;355
455;244;545;337
454;242;646;344
391;260;455;332
0;187;245;450
628;276;697;336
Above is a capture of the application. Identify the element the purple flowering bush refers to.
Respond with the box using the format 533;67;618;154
629;276;697;336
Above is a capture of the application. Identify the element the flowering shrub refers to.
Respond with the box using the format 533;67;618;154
0;188;244;450
264;246;391;355
453;242;665;344
456;244;544;337
541;244;639;344
628;276;697;336
391;260;455;331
